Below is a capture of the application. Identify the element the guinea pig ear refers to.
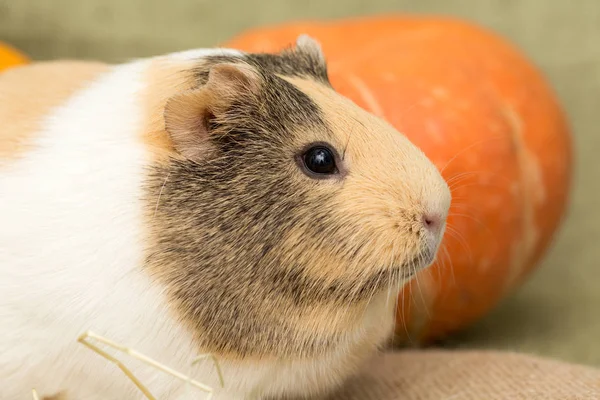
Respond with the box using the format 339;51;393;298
163;62;261;160
294;34;326;65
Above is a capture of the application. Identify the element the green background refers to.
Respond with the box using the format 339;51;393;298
1;0;598;367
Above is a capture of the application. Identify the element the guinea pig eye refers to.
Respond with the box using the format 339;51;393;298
301;145;338;176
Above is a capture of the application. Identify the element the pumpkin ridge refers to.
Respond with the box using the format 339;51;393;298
501;103;539;291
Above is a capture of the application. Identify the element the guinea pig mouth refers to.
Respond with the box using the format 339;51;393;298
399;248;435;280
355;248;436;296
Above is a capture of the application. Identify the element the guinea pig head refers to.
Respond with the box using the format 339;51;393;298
148;36;451;358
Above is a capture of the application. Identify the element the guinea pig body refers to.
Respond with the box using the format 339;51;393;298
0;37;450;400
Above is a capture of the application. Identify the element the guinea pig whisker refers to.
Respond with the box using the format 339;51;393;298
445;225;474;265
364;266;384;310
448;202;478;210
352;240;392;307
445;169;515;189
393;245;416;345
398;258;413;328
441;244;456;286
445;170;482;186
449;181;514;197
412;251;432;320
385;241;398;311
454;174;513;191
439;135;504;175
448;212;495;238
341;125;355;161
153;172;171;218
354;260;383;307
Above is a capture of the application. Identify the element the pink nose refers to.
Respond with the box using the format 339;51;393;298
422;213;442;232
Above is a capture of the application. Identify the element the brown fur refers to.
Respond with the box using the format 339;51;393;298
0;61;109;166
142;41;450;363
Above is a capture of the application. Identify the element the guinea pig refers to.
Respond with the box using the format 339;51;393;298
0;35;451;400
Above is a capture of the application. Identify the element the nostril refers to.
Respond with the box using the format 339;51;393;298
422;214;439;230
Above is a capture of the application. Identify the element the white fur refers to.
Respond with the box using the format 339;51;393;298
0;49;395;400
167;47;242;61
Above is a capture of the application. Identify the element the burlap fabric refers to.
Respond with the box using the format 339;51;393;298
326;350;600;400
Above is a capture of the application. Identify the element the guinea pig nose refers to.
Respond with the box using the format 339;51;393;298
422;213;442;231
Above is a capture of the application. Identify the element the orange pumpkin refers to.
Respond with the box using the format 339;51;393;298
0;42;28;73
225;15;573;343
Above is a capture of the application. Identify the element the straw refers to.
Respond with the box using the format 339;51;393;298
77;331;224;399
